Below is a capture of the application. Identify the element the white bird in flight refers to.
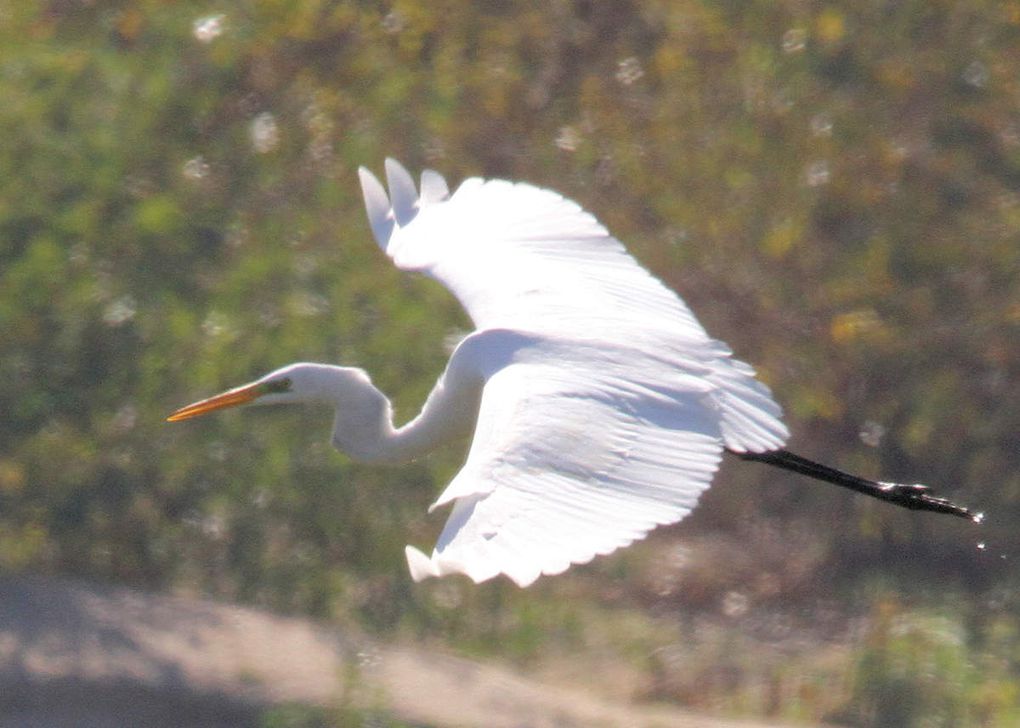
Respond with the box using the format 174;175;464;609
168;159;978;587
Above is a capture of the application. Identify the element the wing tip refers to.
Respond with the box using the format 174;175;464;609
405;545;439;582
420;168;450;204
358;165;394;251
384;158;419;226
406;544;542;588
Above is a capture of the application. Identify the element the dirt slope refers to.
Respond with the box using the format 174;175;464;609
0;574;804;727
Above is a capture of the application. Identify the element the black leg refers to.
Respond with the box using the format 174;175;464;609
733;449;981;522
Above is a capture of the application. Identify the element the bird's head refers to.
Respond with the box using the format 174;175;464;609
166;363;362;422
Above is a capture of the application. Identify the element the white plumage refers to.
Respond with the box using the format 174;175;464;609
360;160;787;586
168;159;977;586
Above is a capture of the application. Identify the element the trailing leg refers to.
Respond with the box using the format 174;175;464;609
734;449;981;522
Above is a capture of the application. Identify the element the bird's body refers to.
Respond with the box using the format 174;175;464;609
168;160;977;587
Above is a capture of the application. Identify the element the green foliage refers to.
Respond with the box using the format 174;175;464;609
260;703;413;728
837;599;1020;727
2;0;1020;722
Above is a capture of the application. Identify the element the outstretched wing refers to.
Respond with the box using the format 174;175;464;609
405;343;739;587
403;333;788;587
359;160;789;586
359;159;710;338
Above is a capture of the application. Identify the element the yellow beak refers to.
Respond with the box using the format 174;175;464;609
166;382;263;422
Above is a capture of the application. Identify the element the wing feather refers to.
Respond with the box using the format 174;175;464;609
384;158;419;226
419;169;450;204
357;167;394;251
411;352;726;586
357;160;791;585
360;160;711;338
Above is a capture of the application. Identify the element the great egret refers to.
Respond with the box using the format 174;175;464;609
168;159;978;587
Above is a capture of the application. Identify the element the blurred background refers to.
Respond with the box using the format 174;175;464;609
2;1;1020;726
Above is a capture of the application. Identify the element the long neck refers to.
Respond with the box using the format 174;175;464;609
331;368;481;465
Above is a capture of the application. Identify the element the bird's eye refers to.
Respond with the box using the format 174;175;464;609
262;377;292;394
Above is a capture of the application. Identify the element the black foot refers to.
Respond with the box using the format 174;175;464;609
878;482;983;522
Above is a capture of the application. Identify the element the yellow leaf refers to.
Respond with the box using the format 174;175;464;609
815;9;845;45
830;309;881;344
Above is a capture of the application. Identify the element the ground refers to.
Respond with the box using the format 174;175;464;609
0;574;819;728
